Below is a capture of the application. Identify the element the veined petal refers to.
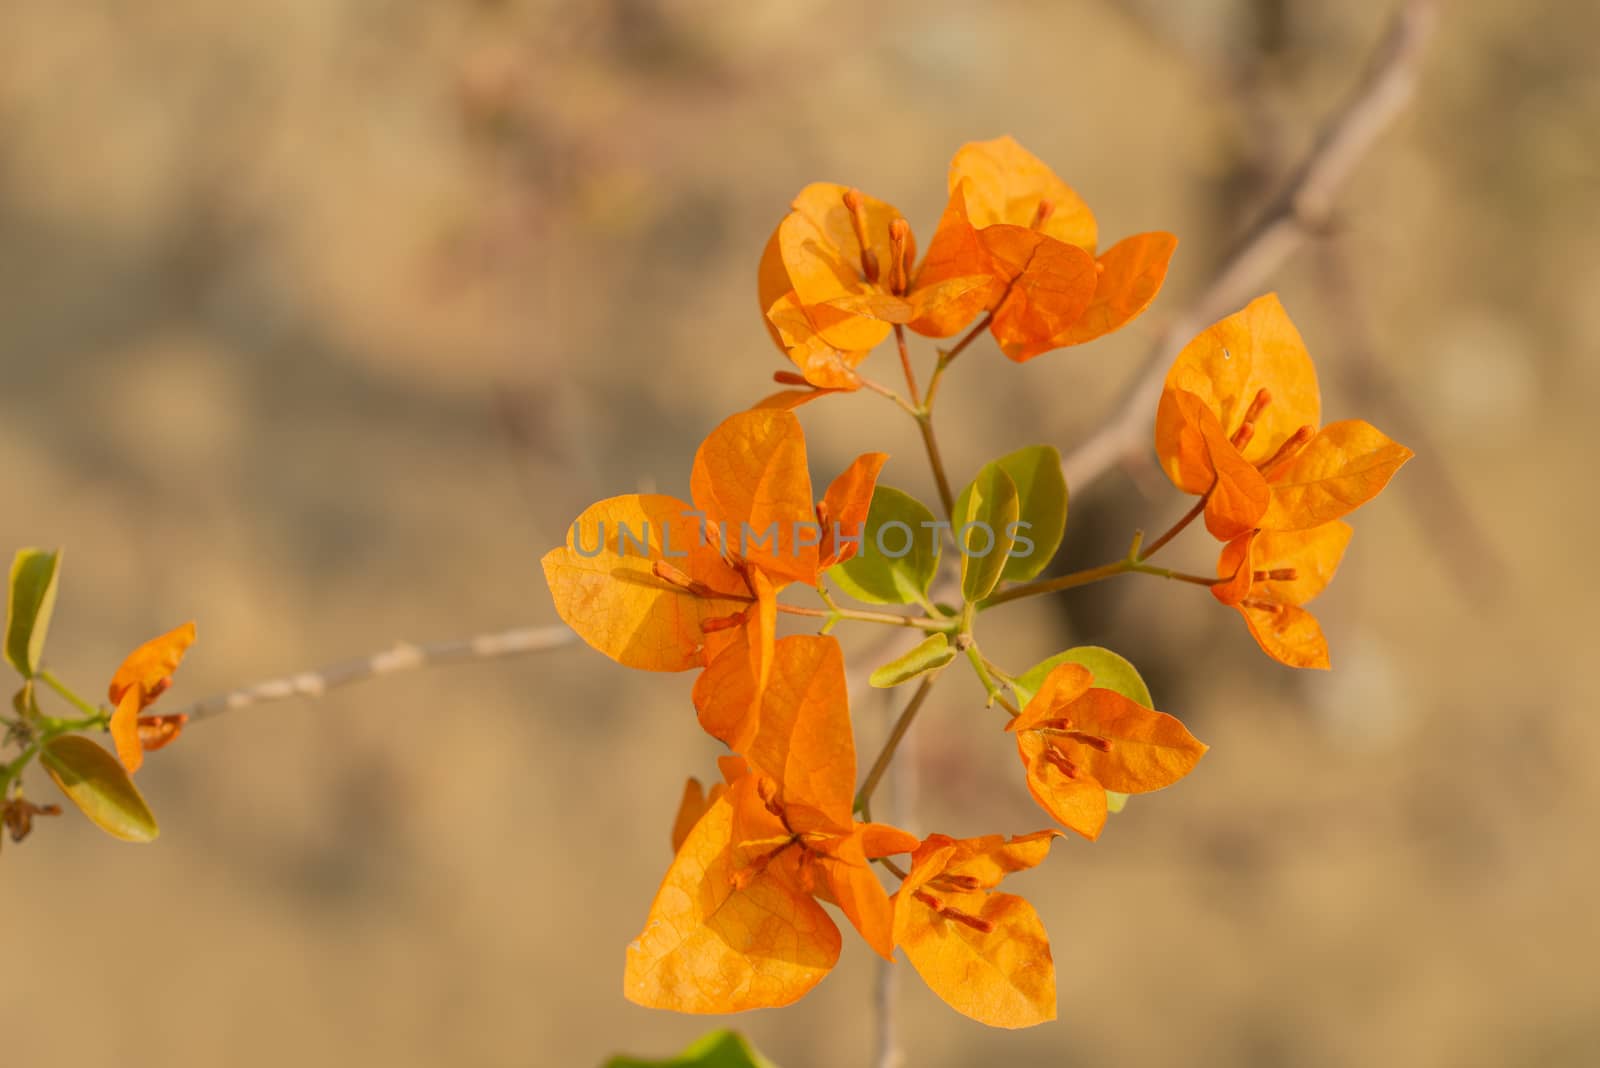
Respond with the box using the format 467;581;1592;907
1251;522;1353;607
1237;601;1330;669
691;409;819;584
819;851;897;960
542;494;747;672
765;291;871;390
1162;293;1321;464
979;226;1099;362
1047;231;1177;347
949;136;1096;251
743;635;856;828
898;889;1056;1028
624;796;840;1013
1260;420;1413;530
1016;731;1108;840
690;580;775;754
1053;688;1208;794
906;181;1000;338
1008;662;1093;733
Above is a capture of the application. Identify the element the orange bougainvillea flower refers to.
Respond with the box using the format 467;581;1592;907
892;830;1061;1028
1006;662;1206;841
910;136;1178;361
758;137;1175;384
759;184;989;388
1155;293;1413;540
625;636;919;1013
1212;521;1353;670
106;622;196;774
542;408;884;748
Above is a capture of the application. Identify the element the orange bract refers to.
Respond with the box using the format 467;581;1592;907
759;183;989;389
106;622;195;774
892;830;1061;1028
1153;295;1411;668
625;638;919;1013
916;138;1178;360
543;409;885;746
1158;293;1320;468
1007;663;1206;840
949;137;1097;249
625;789;842;1013
1214;522;1353;669
1259;419;1414;532
541;493;749;673
1155;293;1412;537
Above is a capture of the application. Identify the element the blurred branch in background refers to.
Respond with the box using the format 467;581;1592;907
1061;0;1440;492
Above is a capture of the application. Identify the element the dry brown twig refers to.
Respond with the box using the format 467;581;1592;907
171;626;577;722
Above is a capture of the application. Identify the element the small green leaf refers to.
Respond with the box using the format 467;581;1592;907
6;548;63;678
40;735;159;843
869;633;956;688
1014;646;1152;815
604;1029;778;1068
953;445;1067;582
827;486;941;605
957;463;1018;603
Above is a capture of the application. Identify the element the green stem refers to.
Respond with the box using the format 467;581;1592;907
855;374;919;418
979;557;1135;608
39;669;104;722
1;742;42;794
980;495;1225;610
964;644;999;703
938;313;992;372
1136;497;1206;562
964;644;1022;716
914;413;956;520
1129;562;1219;587
893;325;922;408
777;601;956;633
854;675;939;822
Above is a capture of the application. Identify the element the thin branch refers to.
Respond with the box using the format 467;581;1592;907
854;676;936;822
174;625;579;722
874;954;901;1068
1060;0;1440;494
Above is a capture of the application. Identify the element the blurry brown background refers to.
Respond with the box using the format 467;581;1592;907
3;1;1596;1065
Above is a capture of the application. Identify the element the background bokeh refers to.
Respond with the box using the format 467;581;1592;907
3;1;1596;1065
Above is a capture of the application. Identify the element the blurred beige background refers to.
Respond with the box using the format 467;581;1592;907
3;1;1596;1065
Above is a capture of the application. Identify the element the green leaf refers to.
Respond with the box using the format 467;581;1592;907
827;486;941;605
952;445;1067;582
957;463;1018;603
869;633;956;688
604;1029;778;1068
1014;646;1153;815
40;735;159;843
6;548;63;678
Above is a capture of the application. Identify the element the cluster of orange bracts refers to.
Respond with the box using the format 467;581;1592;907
543;138;1411;1026
758;135;1176;399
